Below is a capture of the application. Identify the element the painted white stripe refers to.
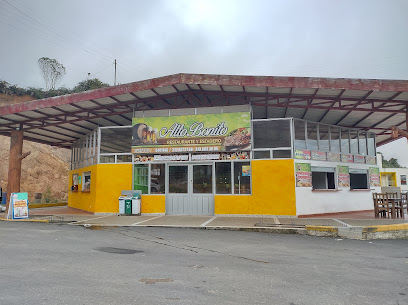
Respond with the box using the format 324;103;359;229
131;215;163;226
333;219;352;227
71;215;111;224
200;216;217;227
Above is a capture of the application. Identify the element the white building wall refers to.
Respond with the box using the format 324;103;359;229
377;153;408;191
295;159;381;216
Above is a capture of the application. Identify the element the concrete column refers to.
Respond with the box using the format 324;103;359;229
5;129;30;214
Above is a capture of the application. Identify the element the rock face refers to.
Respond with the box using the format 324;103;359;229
0;94;70;202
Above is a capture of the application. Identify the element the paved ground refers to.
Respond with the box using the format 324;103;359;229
0;221;407;305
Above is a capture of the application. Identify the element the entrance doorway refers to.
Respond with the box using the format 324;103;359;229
166;163;214;215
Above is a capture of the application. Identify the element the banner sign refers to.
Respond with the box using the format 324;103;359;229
132;112;251;154
295;163;312;187
341;154;354;163
294;149;311;160
327;152;341;162
7;192;29;219
369;167;380;187
311;151;327;161
365;156;377;165
354;155;365;164
337;165;350;188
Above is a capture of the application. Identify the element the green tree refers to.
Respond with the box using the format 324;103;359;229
382;157;402;168
72;78;109;93
38;57;66;90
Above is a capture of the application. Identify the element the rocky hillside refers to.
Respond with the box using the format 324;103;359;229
0;94;70;202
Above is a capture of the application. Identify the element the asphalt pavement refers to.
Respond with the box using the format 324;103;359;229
0;221;407;305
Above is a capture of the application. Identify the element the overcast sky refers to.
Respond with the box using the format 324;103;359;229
0;0;407;164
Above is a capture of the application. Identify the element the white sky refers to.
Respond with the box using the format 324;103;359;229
0;0;407;164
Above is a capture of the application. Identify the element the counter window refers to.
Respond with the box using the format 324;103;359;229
350;173;368;189
151;164;165;194
82;171;91;191
216;162;232;194
133;164;148;194
311;167;335;190
234;162;251;194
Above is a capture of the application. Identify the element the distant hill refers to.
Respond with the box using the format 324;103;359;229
0;94;70;202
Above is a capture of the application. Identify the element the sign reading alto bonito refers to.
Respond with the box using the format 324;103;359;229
132;112;251;154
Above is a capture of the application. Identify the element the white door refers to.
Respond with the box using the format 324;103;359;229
166;163;214;215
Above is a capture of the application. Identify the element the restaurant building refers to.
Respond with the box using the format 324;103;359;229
1;74;407;216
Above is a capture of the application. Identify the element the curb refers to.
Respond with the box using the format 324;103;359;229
28;203;68;209
0;218;50;223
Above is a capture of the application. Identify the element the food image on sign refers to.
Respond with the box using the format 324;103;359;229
337;165;350;188
295;163;312;187
369;167;380;187
132;112;251;154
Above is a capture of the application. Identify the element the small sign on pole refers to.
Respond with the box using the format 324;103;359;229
7;192;29;220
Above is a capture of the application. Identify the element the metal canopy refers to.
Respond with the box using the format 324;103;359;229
0;73;407;149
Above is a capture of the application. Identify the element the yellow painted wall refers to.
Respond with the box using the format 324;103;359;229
215;159;296;216
68;165;98;212
141;195;165;213
94;164;133;213
68;164;132;213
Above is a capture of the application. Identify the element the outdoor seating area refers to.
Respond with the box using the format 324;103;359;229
373;192;407;219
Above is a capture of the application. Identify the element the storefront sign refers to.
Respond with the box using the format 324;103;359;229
295;163;312;187
337;165;350;188
192;154;221;161
311;151;327;161
132;112;251;154
354;155;365;164
152;155;189;161
294;149;311;160
365;156;377;165
7;192;29;219
369;167;380;187
401;175;407;185
341;154;354;163
242;166;251;176
327;152;341;162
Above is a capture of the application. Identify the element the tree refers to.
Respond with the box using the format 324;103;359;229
38;57;66;90
382;157;402;168
72;78;109;93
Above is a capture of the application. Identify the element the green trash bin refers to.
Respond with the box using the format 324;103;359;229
125;199;132;215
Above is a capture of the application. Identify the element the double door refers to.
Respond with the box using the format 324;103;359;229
166;163;214;215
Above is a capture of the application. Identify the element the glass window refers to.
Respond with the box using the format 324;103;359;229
358;131;367;155
312;172;335;189
330;127;341;153
253;150;270;159
294;120;306;150
234;162;251;194
401;175;407;185
367;133;376;156
306;122;318;151
319;124;330;152
216;162;232;194
341;129;350;153
133;164;148;194
169;165;188;193
350;173;368;189
100;127;132;154
100;155;115;163
253;120;291;148
272;150;292;158
193;165;213;193
82;171;91;191
151;164;165;194
117;155;132;163
350;130;359;154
